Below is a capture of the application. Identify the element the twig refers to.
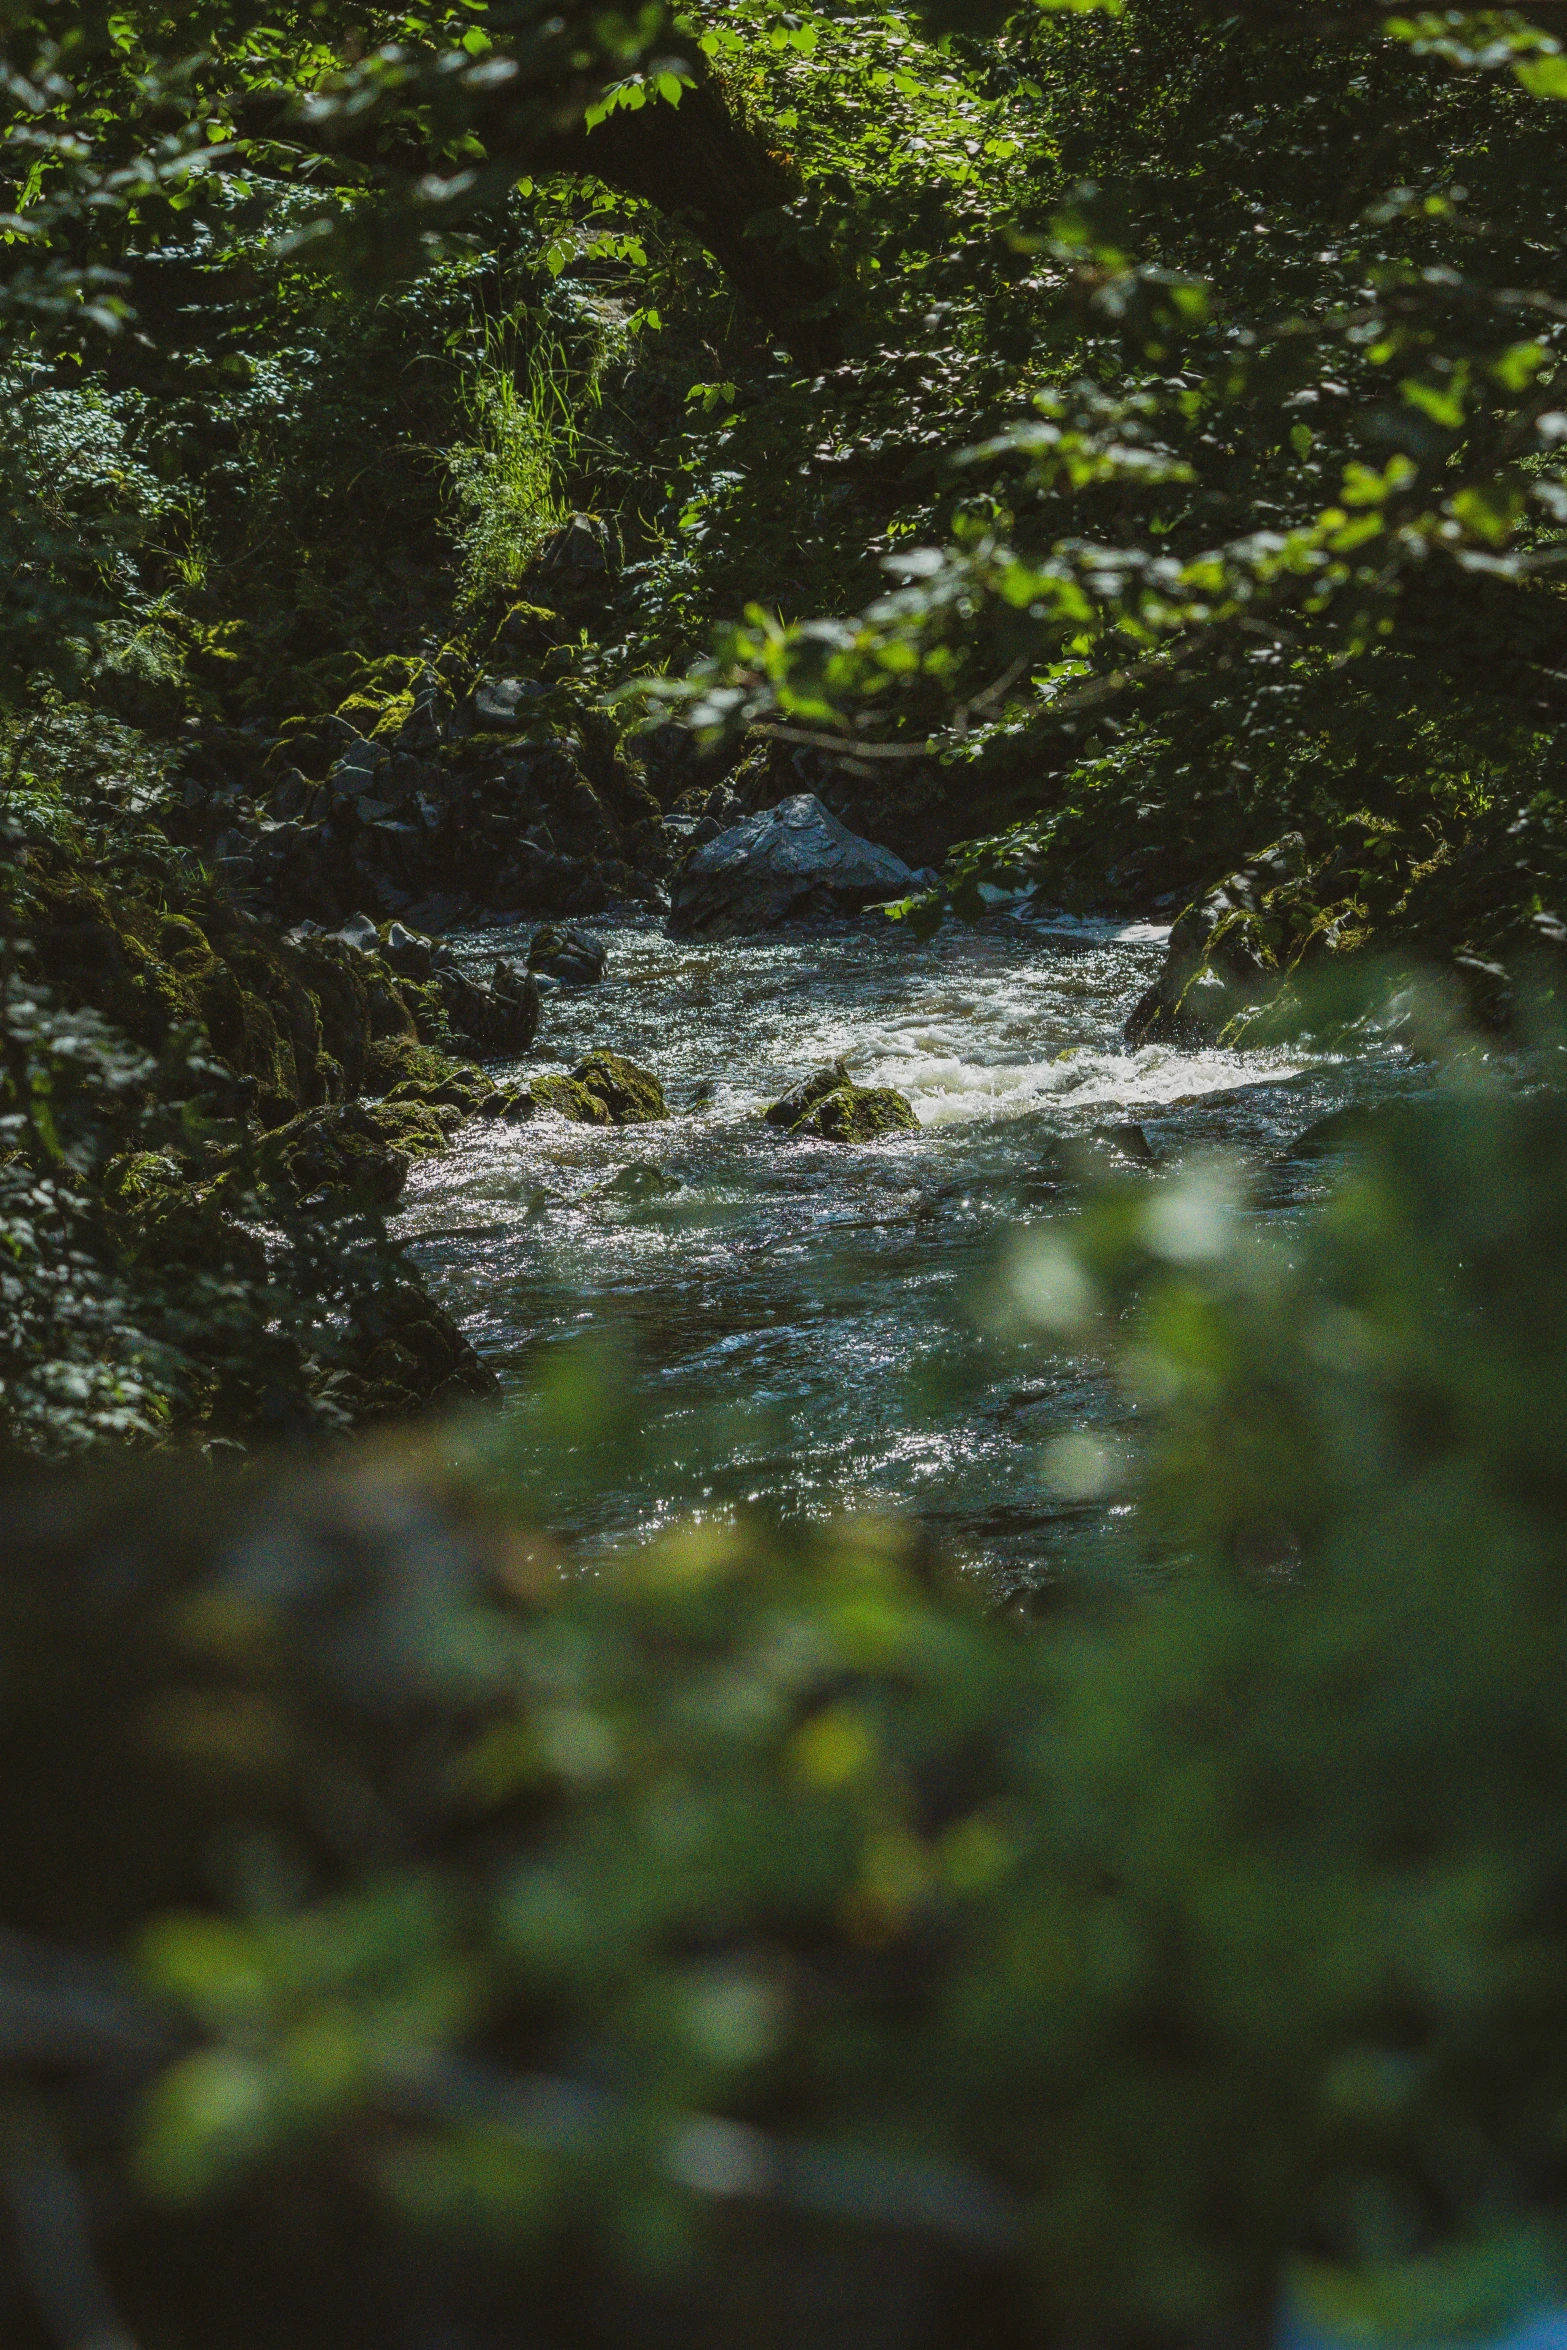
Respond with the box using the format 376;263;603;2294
952;654;1032;732
384;2051;1022;2252
756;722;938;760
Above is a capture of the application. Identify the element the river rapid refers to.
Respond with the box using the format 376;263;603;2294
399;910;1417;1592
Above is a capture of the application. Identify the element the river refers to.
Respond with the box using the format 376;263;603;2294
398;909;1417;1592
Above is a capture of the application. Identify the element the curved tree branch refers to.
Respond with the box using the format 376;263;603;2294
230;49;840;363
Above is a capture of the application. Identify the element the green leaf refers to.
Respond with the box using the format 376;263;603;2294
1514;54;1567;97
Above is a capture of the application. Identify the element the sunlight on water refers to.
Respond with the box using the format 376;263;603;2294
398;910;1407;1587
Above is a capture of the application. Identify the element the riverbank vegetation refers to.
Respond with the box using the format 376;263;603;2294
5;1;1567;2342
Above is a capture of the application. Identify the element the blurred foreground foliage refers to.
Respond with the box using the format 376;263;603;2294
4;1057;1567;2347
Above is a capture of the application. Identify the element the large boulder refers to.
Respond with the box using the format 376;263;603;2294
668;794;916;938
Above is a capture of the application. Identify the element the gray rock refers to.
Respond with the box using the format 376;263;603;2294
396;667;449;752
338;911;379;952
668;794;916;938
537;513;611;582
329;739;386;796
474;676;545;730
527;923;605;985
383;921;435;981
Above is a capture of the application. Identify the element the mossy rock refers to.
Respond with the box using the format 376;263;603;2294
383;1064;490;1120
1123;837;1370;1049
765;1062;918;1142
343;1280;498;1416
102;1151;269;1277
364;1034;458;1095
795;1085;919;1143
572;1051;666;1124
765;1061;851;1130
22;851;394;1122
255;1105;412;1208
400;978;462;1055
363;1100;453;1158
525;1075;614;1125
477;1089;535;1122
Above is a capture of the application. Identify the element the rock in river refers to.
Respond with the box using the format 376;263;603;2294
528;922;606;984
668;793;915;937
765;1060;919;1143
509;1051;668;1126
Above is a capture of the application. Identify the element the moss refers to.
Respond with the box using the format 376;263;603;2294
400;978;463;1055
572;1051;667;1124
21;848;405;1123
102;1150;269;1277
255;1105;413;1207
765;1061;851;1130
343;1281;498;1416
385;1067;492;1122
800;1085;919;1142
765;1061;917;1142
364;1034;458;1094
363;1100;452;1158
525;1074;614;1124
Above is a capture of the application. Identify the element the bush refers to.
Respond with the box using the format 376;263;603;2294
2;1065;1566;2346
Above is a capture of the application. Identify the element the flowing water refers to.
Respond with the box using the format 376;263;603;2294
398;910;1418;1591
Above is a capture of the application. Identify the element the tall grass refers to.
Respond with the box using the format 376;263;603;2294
445;321;596;610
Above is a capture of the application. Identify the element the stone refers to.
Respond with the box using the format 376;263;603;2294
381;921;435;981
337;910;380;953
1124;836;1317;1048
765;1061;919;1143
256;1104;413;1208
513;1052;666;1126
435;960;542;1057
765;1060;854;1130
346;1280;498;1411
668;793;916;937
1095;1121;1157;1160
597;1163;683;1200
474;676;546;730
536;512;611;583
403;893;470;934
795;1085;919;1143
395;668;449;754
329;740;386;797
527;922;606;984
369;1099;455;1156
363;1034;456;1095
526;1074;614;1125
572;1051;666;1123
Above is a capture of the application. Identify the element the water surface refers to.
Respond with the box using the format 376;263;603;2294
399;911;1413;1588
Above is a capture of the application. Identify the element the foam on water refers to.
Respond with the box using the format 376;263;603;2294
396;909;1406;1585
